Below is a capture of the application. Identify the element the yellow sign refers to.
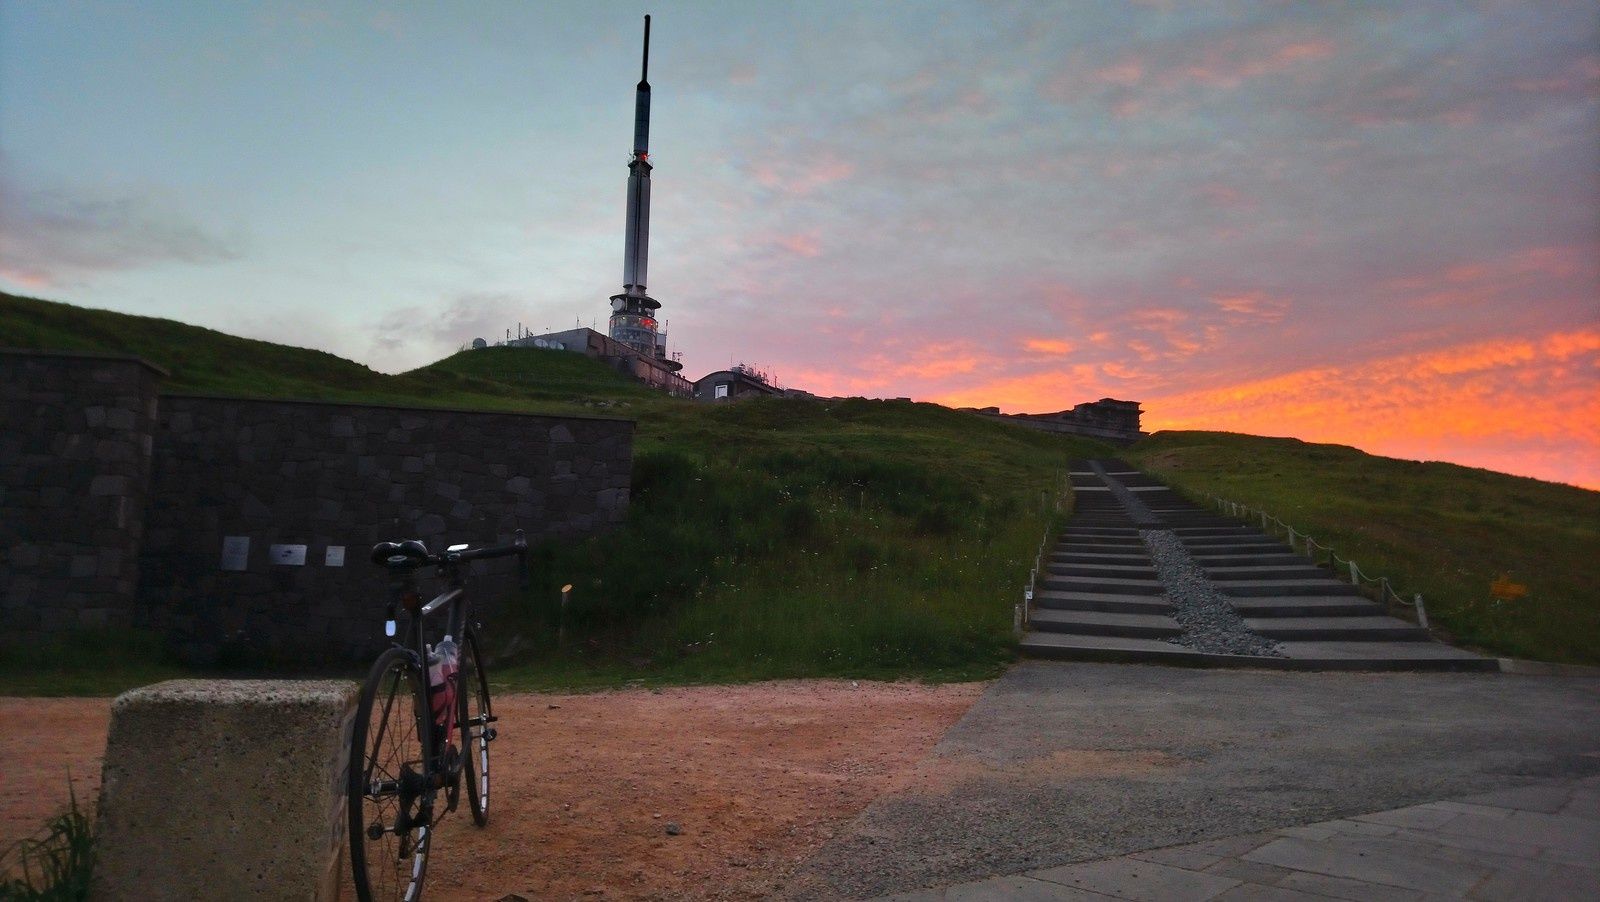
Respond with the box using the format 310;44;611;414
1489;574;1527;602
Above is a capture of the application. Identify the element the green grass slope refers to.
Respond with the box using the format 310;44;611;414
3;292;1106;691
1;291;578;412
1129;431;1600;665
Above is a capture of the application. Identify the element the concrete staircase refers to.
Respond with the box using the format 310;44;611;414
1020;460;1495;671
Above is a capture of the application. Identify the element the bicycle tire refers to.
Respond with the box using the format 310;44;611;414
459;629;493;826
349;646;435;902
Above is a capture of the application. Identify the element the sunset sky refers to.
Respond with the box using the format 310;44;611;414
2;2;1596;487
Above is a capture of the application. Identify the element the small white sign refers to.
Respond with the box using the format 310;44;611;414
221;536;250;572
325;545;346;567
270;544;307;566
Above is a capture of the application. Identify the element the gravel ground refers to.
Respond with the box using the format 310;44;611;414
1142;528;1284;657
785;662;1600;900
3;682;983;901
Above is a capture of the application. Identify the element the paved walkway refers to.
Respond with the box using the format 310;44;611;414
784;661;1600;899
879;776;1600;900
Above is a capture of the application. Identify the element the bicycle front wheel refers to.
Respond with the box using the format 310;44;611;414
349;646;435;902
460;629;494;826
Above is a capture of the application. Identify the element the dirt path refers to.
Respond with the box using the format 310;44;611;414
0;680;982;899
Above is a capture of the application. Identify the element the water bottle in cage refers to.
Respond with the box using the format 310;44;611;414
427;635;460;746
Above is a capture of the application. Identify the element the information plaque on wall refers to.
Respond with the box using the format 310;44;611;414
221;536;250;572
325;546;345;567
269;544;307;566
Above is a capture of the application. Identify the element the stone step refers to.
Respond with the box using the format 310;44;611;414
1060;527;1141;538
1019;632;1207;664
1028;609;1182;638
1190;550;1312;562
1031;591;1175;615
1220;580;1363;597
1060;536;1146;548
1275;641;1497;672
1202;565;1334;581
1179;535;1276;546
1172;526;1260;536
1040;575;1165;596
1228;596;1387;618
1019;633;1497;671
1247;616;1430;641
1181;542;1288;554
1050;551;1151;565
1046;562;1159;580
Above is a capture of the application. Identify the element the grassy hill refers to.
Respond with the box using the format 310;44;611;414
1129;432;1600;666
2;291;1104;691
8;291;1594;686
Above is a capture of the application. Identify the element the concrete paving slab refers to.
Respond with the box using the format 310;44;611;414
1200;858;1296;886
1455;783;1575;814
1354;805;1460;830
1468;862;1597;902
1129;835;1275;871
1243;836;1489;894
1209;884;1328;901
1030;857;1241;901
880;876;1116;901
1273;871;1425;901
1415;800;1513;820
1561;788;1600;819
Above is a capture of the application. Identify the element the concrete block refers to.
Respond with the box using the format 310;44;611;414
92;679;359;902
89;474;129;496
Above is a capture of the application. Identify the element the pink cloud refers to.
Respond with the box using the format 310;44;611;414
1023;338;1075;355
774;232;822;258
751;153;856;197
1210;291;1290;322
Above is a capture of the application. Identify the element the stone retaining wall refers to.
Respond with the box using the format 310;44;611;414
0;349;635;661
0;350;165;641
141;395;632;661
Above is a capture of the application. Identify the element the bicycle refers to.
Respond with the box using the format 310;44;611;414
348;530;527;902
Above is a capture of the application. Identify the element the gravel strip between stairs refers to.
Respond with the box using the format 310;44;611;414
1141;529;1284;657
1089;463;1161;527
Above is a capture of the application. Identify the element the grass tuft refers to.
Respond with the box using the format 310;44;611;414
0;780;94;901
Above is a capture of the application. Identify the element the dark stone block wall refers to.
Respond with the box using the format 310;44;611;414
140;396;633;662
0;349;635;662
1;351;165;640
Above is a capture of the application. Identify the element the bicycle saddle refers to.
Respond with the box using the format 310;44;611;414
370;539;430;567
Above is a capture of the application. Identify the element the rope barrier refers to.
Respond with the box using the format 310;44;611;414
1205;493;1430;629
1021;480;1069;635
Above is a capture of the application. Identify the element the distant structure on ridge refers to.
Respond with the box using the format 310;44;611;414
483;15;690;397
608;14;676;371
966;398;1145;445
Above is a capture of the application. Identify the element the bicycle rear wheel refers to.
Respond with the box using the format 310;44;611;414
459;629;494;826
349;647;435;902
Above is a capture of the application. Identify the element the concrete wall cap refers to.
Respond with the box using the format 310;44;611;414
160;391;637;426
0;346;170;378
115;678;359;709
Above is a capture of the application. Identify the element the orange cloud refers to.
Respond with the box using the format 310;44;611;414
1211;291;1289;322
1023;338;1075;355
1144;329;1600;488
